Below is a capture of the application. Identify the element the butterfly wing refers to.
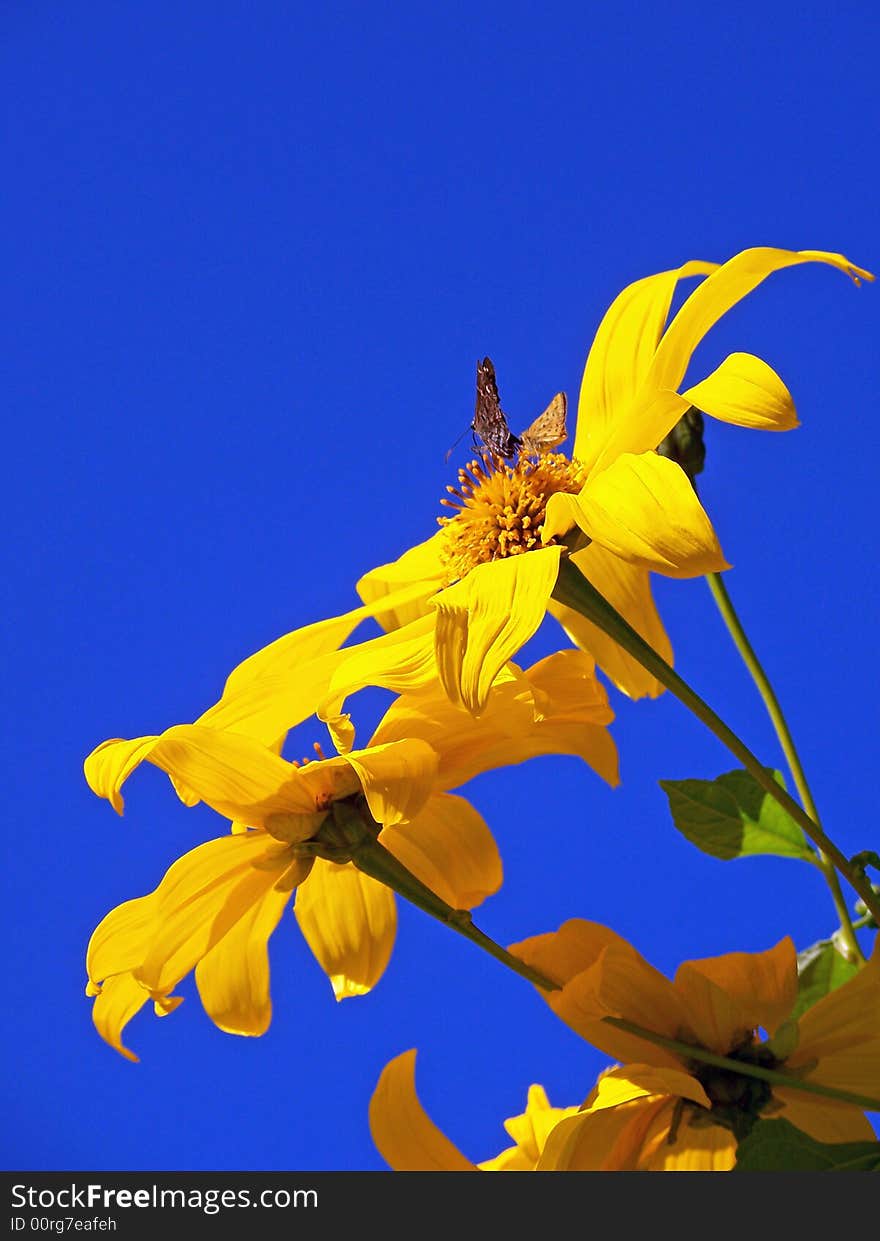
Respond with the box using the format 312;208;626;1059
473;357;521;459
520;392;567;455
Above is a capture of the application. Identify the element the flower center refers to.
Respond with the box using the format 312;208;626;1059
437;450;585;583
685;1034;781;1141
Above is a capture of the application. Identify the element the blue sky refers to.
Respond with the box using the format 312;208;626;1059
3;2;878;1170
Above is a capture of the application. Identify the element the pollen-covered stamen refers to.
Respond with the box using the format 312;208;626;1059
437;450;585;583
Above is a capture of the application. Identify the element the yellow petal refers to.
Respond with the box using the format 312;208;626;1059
499;1083;582;1165
790;945;880;1066
135;832;294;994
639;1112;737;1171
369;1050;477;1171
356;532;448;632
89;971;154;1063
537;1097;667;1170
294;859;397;999
194;878;295;1037
379;793;502;910
371;647;618;789
87;892;158;987
547;543;672;699
431;547;562;713
647;248;872;396
585;1063;711;1112
86;724;324;831
773;1094;876;1143
478;1146;534;1171
342;738;439;828
683;352;798;432
673;938;797;1050
562;452;728;577
574;260;717;470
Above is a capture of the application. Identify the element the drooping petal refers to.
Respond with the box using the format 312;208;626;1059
574;260;717;470
89;972;154;1063
87;891;159;987
584;1063;711;1112
547;543;672;699
646;248;872;397
370;647;618;789
194;877;298;1037
135;832;295;994
431;547;562;714
379;793;502;910
554;452;728;577
673;938;798;1050
537;1097;669;1171
86;724;324;831
683;352;798;432
356;532;448;632
294;859;397;999
342;738;439;828
369;1050;477;1171
639;1111;738;1171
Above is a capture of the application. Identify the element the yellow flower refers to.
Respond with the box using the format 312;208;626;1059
85;651;618;1060
509;920;880;1169
357;248;871;709
369;1050;581;1171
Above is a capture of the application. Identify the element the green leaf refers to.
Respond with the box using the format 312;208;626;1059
790;937;861;1021
659;768;815;863
734;1119;880;1171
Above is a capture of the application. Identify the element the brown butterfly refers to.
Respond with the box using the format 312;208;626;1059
472;357;567;459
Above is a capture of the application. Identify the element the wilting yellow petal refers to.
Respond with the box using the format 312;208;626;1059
574;260;717;470
647;248;872;396
683;352;798;432
379;793;502;910
371;648;617;789
89;972;154;1063
86;724;324;831
565;452;728;577
194;878;295;1037
356;533;448;632
773;1094;876;1143
134;832;294;995
369;1051;477;1171
674;938;797;1050
547;544;672;699
294;859;397;999
431;547;562;714
342;738;439;829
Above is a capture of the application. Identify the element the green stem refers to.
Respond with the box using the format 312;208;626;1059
706;571;863;963
552;557;880;925
604;1017;880;1112
349;835;561;993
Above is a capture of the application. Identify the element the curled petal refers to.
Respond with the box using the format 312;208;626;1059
369;1050;477;1171
356;533;448;631
342;738;439;829
673;938;797;1050
683;352;798;432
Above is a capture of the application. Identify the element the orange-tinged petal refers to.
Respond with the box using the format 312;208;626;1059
537;1097;668;1171
674;938;798;1048
370;648;618;789
773;1094;876;1143
547;544;672;699
369;1051;477;1171
646;248;872;396
135;832;294;994
294;859;397;999
560;452;728;578
574;260;717;470
356;533;448;632
431;547;562;714
194;878;295;1037
790;945;880;1066
342;738;439;828
379;793;502;910
683;352;798;432
89;971;154;1063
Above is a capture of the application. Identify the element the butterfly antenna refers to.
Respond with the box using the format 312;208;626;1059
444;423;472;463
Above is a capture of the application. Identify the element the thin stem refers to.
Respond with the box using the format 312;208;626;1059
706;571;863;963
604;1017;880;1112
552;557;880;924
350;835;561;993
